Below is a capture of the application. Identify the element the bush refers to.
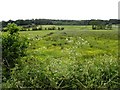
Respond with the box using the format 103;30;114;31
61;27;64;30
38;26;42;30
2;28;8;32
58;27;60;30
52;26;56;30
106;23;112;30
58;27;64;30
2;23;29;79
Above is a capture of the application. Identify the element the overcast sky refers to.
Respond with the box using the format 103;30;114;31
0;0;119;21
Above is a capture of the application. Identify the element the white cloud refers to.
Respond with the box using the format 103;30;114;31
0;0;119;21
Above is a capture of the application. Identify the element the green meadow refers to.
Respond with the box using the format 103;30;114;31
2;25;119;89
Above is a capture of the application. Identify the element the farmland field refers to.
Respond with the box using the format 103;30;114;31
2;25;119;89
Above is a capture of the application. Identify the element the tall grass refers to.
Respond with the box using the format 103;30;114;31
2;26;119;89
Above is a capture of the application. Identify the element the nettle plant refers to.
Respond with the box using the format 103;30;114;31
2;23;29;78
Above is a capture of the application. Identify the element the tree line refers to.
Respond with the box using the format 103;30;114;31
2;19;120;28
2;25;64;32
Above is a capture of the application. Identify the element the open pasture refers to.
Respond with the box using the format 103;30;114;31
2;25;119;89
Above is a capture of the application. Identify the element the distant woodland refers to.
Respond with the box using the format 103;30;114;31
2;19;120;27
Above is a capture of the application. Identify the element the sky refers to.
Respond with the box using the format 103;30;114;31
0;0;119;21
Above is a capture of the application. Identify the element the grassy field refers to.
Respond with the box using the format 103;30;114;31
2;25;119;89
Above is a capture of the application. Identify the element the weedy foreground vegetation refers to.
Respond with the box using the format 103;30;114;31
2;24;119;89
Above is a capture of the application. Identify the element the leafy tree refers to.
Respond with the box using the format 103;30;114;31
89;20;98;30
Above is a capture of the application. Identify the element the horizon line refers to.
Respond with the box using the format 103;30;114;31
0;18;118;22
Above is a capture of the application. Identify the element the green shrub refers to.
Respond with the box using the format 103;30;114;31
106;23;112;30
2;28;8;32
58;27;64;30
61;27;64;30
2;23;29;79
38;26;42;30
